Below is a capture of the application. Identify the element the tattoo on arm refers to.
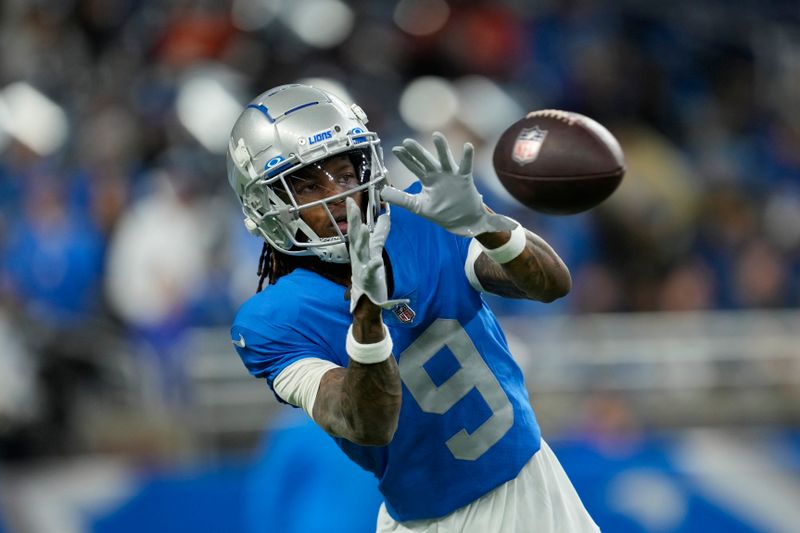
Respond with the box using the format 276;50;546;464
312;297;401;446
473;252;529;298
312;358;402;446
473;231;571;302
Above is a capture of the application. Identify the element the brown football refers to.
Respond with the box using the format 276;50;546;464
492;110;625;215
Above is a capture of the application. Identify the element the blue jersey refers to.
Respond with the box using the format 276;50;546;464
232;183;541;521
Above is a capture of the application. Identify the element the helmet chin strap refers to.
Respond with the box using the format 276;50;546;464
286;212;351;263
312;190;379;264
313;242;350;263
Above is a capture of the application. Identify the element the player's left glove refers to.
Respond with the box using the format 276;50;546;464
381;132;517;237
346;197;408;313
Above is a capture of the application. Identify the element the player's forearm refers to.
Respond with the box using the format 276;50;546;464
475;229;572;302
339;355;401;445
313;299;402;446
313;359;400;446
347;299;401;444
351;297;385;343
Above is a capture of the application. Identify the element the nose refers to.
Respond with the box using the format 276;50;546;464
329;181;355;204
331;191;359;219
329;190;347;207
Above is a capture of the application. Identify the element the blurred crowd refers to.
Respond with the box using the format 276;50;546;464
1;0;799;458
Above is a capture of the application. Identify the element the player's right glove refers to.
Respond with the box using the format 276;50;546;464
346;197;408;313
381;132;517;237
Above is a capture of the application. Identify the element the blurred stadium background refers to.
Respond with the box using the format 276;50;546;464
1;0;799;531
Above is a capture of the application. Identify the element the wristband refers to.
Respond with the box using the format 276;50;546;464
479;220;526;264
346;324;393;364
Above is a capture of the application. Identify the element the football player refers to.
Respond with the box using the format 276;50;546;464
227;84;598;532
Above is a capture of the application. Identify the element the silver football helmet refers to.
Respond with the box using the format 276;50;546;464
227;84;387;263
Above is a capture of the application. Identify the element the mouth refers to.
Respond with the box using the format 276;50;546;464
333;215;348;234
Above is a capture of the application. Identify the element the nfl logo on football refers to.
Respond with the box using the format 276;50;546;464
512;126;548;165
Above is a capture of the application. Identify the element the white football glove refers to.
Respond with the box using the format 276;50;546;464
346;197;408;313
381;132;517;237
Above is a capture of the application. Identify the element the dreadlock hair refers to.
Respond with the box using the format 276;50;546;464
256;241;354;293
256;243;270;292
256;242;294;292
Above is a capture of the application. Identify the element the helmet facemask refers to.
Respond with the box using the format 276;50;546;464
236;131;387;263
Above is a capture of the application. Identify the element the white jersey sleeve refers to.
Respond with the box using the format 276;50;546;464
464;238;487;293
272;358;342;419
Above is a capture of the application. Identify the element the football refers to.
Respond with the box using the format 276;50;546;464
492;110;625;215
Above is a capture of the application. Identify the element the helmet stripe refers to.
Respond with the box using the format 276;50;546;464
284;101;319;115
246;104;276;123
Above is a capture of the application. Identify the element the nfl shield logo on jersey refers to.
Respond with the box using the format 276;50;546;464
512;126;548;165
392;303;416;324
